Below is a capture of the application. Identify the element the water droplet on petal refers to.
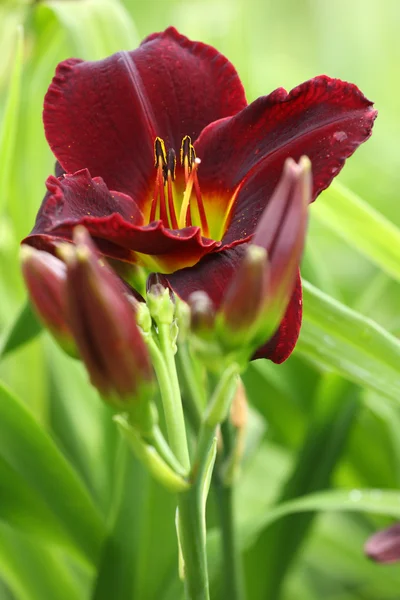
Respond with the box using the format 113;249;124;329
333;131;348;142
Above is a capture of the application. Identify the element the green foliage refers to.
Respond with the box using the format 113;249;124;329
0;1;399;599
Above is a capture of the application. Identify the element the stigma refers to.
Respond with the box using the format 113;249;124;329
149;136;210;237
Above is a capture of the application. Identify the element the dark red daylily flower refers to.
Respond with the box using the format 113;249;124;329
23;27;376;363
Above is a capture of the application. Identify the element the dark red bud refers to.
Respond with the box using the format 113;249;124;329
218;245;268;335
63;226;153;405
253;156;311;340
216;157;310;349
365;523;400;564
188;290;216;334
20;245;76;354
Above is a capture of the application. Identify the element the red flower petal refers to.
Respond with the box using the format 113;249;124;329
194;76;376;242
43;27;247;208
167;247;302;363
23;170;220;273
26;168;143;234
252;272;302;363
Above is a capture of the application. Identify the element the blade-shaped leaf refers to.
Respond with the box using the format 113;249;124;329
311;181;400;283
244;377;360;600
297;280;400;401
0;523;88;600
0;299;42;359
207;487;400;594
0;26;23;216
248;488;400;535
0;381;104;564
0;453;82;548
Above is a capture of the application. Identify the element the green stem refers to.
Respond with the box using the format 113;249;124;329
178;488;210;600
213;421;246;600
146;333;190;471
214;484;245;600
178;423;216;600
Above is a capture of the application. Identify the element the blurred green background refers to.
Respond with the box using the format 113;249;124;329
0;1;400;599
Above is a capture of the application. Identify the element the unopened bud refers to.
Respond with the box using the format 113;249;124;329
252;156;310;343
62;227;154;411
146;273;175;325
217;245;268;346
188;291;215;337
365;523;400;564
20;245;76;355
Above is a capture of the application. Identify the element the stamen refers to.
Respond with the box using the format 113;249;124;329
152;137;169;226
179;157;201;229
166;149;178;229
180;135;195;185
154;137;167;167
166;148;176;181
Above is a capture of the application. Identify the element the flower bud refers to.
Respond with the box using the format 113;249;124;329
61;226;154;410
188;291;215;337
146;273;175;325
253;156;311;342
217;156;310;351
218;245;268;343
365;523;400;564
20;245;76;355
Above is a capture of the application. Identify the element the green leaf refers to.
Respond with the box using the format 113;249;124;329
0;381;104;564
244;377;360;600
0;524;88;600
0;453;80;548
311;181;400;283
47;337;119;516
297;280;400;401
296;513;400;600
0;26;23;216
207;486;400;596
0;300;42;359
38;0;139;60
251;488;400;532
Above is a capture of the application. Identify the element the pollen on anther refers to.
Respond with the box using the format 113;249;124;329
154;137;167;167
180;135;195;166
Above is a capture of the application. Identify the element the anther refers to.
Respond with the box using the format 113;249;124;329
154;137;167;168
180;135;195;185
151;137;168;225
166;148;176;181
